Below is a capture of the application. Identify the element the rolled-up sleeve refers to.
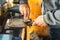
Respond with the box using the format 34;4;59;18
20;0;28;4
42;0;60;27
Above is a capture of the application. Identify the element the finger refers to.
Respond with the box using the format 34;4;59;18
33;22;36;25
24;7;27;19
33;19;39;25
25;8;30;19
32;22;38;26
33;19;41;26
24;7;29;19
27;8;30;18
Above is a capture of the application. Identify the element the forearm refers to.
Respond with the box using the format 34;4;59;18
43;11;60;26
42;1;60;26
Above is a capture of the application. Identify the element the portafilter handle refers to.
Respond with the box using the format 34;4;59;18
23;19;33;26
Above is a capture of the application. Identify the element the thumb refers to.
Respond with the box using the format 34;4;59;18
32;22;36;25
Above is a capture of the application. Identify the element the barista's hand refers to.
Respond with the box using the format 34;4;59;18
33;15;48;27
19;4;30;19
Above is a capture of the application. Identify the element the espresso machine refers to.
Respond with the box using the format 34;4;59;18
0;0;32;40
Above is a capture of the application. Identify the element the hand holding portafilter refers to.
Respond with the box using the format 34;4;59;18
19;4;30;20
33;15;48;27
19;4;32;26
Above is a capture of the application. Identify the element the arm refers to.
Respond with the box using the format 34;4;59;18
19;0;30;20
43;0;60;26
33;0;60;27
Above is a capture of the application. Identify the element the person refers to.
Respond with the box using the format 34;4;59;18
20;0;60;40
19;0;47;27
42;0;60;40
